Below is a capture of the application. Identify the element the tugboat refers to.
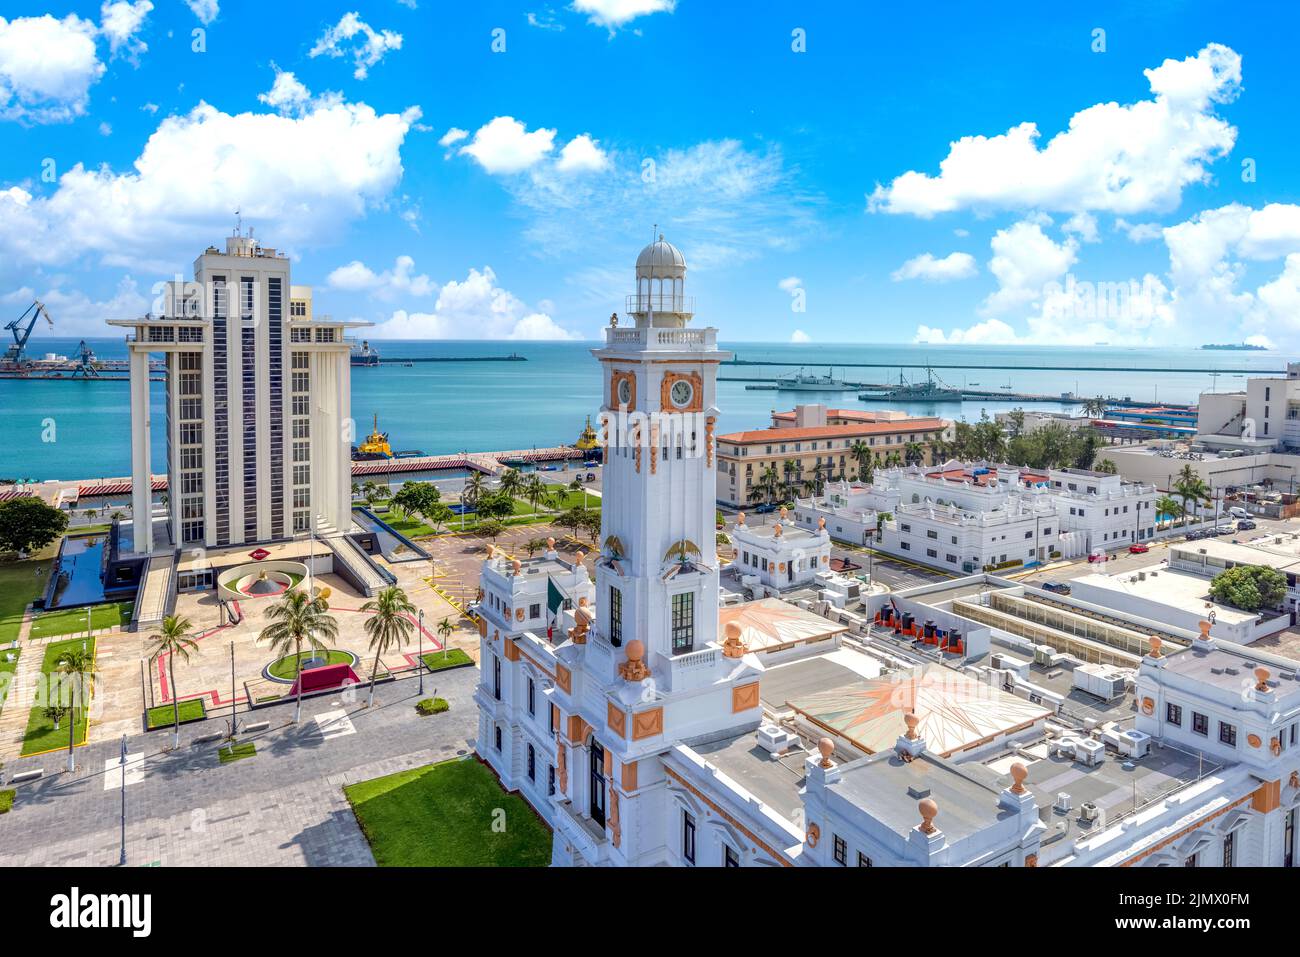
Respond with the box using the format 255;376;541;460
352;414;395;460
574;415;603;464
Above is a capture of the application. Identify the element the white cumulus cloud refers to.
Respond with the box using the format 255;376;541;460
460;116;556;174
789;329;811;343
556;133;609;173
310;12;402;80
869;44;1241;217
891;251;977;283
327;254;434;300
99;1;152;63
0;13;104;123
0;92;420;273
369;266;579;340
981;219;1078;315
184;0;218;24
572;0;675;31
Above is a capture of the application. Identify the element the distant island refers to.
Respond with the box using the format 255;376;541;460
1201;343;1268;351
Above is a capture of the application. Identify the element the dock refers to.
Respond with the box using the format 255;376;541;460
725;359;1286;375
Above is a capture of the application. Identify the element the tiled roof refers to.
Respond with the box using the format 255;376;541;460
718;418;945;444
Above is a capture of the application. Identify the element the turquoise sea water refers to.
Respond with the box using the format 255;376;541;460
0;337;1293;482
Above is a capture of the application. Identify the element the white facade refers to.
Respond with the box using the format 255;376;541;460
792;462;1159;574
109;232;361;555
728;508;832;591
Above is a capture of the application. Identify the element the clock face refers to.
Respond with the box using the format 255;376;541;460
616;376;632;406
670;379;695;409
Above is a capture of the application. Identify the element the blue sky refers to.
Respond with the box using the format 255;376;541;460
2;0;1299;346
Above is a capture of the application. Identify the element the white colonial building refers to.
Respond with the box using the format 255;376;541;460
793;462;1160;574
728;507;832;592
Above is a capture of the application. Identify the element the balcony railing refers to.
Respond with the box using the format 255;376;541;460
605;326;715;350
625;293;694;315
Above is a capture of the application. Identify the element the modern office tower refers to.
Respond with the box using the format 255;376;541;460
109;230;363;555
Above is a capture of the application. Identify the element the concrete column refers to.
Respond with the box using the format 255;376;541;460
129;347;153;554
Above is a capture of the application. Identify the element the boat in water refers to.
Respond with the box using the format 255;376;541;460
351;339;381;367
859;366;962;403
774;367;853;391
351;414;424;461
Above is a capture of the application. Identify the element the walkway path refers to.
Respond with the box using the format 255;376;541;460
0;667;479;866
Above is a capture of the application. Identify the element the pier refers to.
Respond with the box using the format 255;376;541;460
726;359;1286;375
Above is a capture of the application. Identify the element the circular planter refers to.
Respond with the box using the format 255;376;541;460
262;649;359;684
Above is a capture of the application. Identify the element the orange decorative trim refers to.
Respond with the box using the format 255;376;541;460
1118;794;1253;866
556;735;568;793
607;701;627;738
603;748;613;777
555;663;572;694
609;788;621;848
705;416;715;468
515;607;524;622
1025;853;1038;868
610;369;637;412
631;707;664;741
664;765;793;867
660;371;703;413
503;639;520;662
732;681;760;714
621;759;638;791
806;822;820;847
566;714;589;744
1253;779;1281;813
1248;733;1262;749
550;702;560;730
477;616;487;638
1141;697;1154;716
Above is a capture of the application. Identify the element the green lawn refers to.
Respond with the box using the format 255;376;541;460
146;698;207;730
20;635;96;756
421;648;473;673
373;497;599;539
218;742;256;764
0;789;13;814
345;757;552;867
0;559;51;644
415;697;449;715
29;601;133;641
266;649;354;680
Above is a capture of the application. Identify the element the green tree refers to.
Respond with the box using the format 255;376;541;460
359;585;416;707
437;616;455;659
1094;458;1118;474
477;519;505;542
1155;495;1183;527
462;471;487;511
1081;397;1109;417
0;496;68;557
391;481;440;521
148;615;200;750
422;502;454;534
476;490;515;523
903;441;926;466
753;465;781;505
497;468;525;503
260;589;339;724
1174;466;1211;525
557;506;588;538
1209;565;1287;612
849;440;873;484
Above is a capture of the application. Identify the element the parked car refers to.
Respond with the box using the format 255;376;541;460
1213;526;1235;536
1042;581;1072;595
1129;543;1150;554
753;503;776;514
1185;530;1206;541
1087;551;1107;563
1229;506;1250;520
1237;519;1257;531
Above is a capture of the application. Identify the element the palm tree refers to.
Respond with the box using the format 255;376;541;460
437;616;455;660
351;481;361;499
498;468;525;504
55;646;94;772
849;440;873;484
1094;458;1118;474
42;703;70;731
1081;396;1109;418
569;476;587;509
462;471;487;511
147;615;200;750
1155;494;1183;528
904;441;926;466
359;586;416;707
807;460;829;497
362;480;378;504
1174;465;1211;526
524;474;549;515
260;589;339;724
780;459;799;500
755;464;781;504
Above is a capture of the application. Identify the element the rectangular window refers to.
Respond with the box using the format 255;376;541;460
1219;722;1237;747
682;810;696;864
527;744;536;781
858;852;873;867
1166;703;1182;726
1223;830;1235;867
609;585;623;645
493;655;501;701
527;677;536;716
833;834;847;865
723;845;739;868
671;592;695;654
548;765;556;796
1192;712;1209;736
494;725;502;752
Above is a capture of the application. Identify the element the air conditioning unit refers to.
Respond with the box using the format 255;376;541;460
1054;792;1072;814
1080;802;1100;822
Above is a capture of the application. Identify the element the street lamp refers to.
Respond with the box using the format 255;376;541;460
118;733;128;867
418;608;425;696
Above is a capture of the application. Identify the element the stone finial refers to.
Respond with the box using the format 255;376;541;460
1198;620;1212;640
818;516;826;531
485;544;496;560
918;798;939;835
511;558;522;575
575;550;585;565
779;506;788;519
547;536;556;551
721;620;747;659
1009;762;1028;795
618;639;651;682
773;523;783;537
1255;667;1271;692
817;737;835;769
904;712;920;741
1148;635;1162;659
736;511;746;526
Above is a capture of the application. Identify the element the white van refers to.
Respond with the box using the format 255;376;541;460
1229;506;1249;520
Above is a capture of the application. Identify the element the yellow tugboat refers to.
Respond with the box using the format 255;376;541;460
575;415;599;451
352;414;395;460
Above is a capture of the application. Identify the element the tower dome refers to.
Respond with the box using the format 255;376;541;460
629;233;692;326
636;234;686;279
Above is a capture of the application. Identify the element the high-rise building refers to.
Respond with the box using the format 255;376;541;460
109;231;362;555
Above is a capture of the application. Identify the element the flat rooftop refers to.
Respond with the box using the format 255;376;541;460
1172;537;1300;572
1072;567;1258;626
719;597;848;654
690;731;808;820
1157;642;1300;702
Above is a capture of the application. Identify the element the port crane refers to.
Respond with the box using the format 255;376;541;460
3;300;53;367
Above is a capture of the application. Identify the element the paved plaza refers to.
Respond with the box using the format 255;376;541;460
0;666;480;867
